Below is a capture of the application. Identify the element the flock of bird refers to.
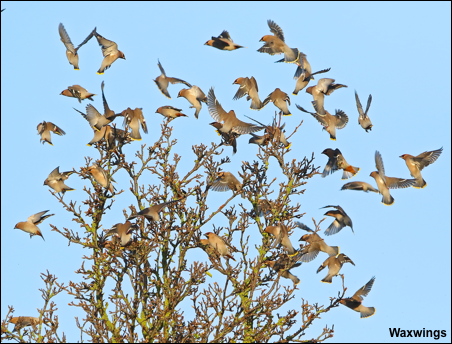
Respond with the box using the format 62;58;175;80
10;19;444;331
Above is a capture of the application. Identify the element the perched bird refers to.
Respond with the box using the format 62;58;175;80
232;76;263;110
296;103;348;140
210;171;242;192
305;78;348;115
9;316;42;332
292;54;331;95
257;19;299;64
58;23;94;70
210;122;239;154
37;121;65;145
399;147;443;188
106;221;137;246
246;114;290;148
153;60;192;98
204;232;235;260
14;210;54;240
121;107;148;140
87;164;115;193
262;88;291;116
60;85;96;103
355;91;373;132
317;253;355;283
44;166;75;194
341;181;379;193
128;200;181;222
205;30;244;51
177;86;207;119
339;276;376;318
86;124;127;150
256;198;272;217
265;258;301;285
321;148;341;177
336;150;360;179
321;205;354;236
296;222;339;262
93;28;125;74
264;223;296;254
156;106;187;119
370;151;416;205
207;88;263;135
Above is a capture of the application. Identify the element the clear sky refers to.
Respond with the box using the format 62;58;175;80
1;1;451;343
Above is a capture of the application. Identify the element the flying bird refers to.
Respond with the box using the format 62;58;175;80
44;166;75;194
204;232;235;260
292;54;331;95
205;30;244;51
154;60;192;98
262;88;291;115
232;76;263;110
257;19;299;64
399;147;443;188
74;103;116;131
265;257;301;285
339;276;376;318
156;106;187;119
58;23;94;70
296;103;348;140
321;148;341;177
305;78;347;115
336;150;360;179
128;200;181;222
317;253;355;283
296;222;339;262
37;121;65;145
14;210;54;240
60;85;96;103
121;107;148;140
370;151;416;205
93;28;125;74
207;88;263;135
341;181;379;193
264;223;296;254
321;205;354;236
355;91;373;132
177;85;207;119
210;171;242;192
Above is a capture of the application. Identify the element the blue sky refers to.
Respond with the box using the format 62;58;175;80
1;1;450;342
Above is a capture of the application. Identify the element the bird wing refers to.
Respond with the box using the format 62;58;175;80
352;276;375;301
374;151;385;177
207;88;229;122
415;147;443;169
58;23;76;54
333;110;349;129
384;176;416;189
267;19;284;41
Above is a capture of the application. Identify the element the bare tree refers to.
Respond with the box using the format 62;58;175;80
2;116;348;343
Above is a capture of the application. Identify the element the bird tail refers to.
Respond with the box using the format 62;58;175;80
360;306;376;318
382;193;395;206
412;178;427;188
321;275;333;283
341;166;360;179
330;246;340;256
